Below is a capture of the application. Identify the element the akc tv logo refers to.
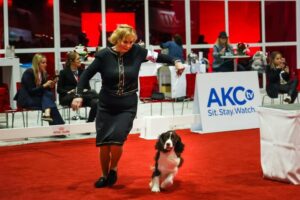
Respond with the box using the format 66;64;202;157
207;86;254;107
206;86;256;117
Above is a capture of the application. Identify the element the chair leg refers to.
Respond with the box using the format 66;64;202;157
11;112;15;128
62;106;69;122
26;111;29;127
37;111;40;123
172;102;175;115
62;107;66;119
5;113;8;128
40;111;43;126
21;111;25;128
261;95;265;106
68;107;71;124
279;94;284;104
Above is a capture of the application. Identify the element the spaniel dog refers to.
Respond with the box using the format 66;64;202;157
149;130;184;192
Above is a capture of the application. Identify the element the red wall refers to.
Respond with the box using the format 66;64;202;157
81;13;136;47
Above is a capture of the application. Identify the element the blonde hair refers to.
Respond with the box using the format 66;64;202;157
108;24;137;45
66;51;79;69
215;37;230;46
32;53;47;86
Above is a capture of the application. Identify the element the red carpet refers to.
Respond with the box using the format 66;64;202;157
0;129;299;200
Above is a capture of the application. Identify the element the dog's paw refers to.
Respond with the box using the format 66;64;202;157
151;185;160;192
160;179;173;189
150;176;160;192
149;181;153;189
161;174;174;189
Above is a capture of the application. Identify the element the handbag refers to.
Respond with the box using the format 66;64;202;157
151;92;165;100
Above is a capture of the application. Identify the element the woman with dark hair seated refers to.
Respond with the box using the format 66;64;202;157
57;51;98;123
14;53;65;125
266;51;298;103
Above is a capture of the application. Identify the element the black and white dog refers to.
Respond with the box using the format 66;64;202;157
149;130;184;192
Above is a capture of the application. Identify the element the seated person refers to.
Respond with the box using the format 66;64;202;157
212;31;234;72
14;53;65;125
160;34;184;62
266;51;298;104
57;51;98;122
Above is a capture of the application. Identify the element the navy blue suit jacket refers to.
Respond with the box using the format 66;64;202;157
14;68;50;108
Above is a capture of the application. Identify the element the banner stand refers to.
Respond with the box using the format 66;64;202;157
191;72;261;133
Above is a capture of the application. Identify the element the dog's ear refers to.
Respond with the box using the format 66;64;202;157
155;134;164;151
175;135;184;154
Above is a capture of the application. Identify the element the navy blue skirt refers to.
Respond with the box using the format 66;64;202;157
95;90;137;146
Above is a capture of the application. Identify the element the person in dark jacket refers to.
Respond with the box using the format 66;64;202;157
266;51;298;103
14;53;64;125
71;24;185;188
57;51;98;122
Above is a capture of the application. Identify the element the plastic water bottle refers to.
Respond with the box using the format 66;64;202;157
11;46;15;57
199;59;206;73
198;52;206;73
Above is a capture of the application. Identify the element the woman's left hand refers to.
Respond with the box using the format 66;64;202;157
175;62;185;76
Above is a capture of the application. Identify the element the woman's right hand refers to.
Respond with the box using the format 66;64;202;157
220;47;226;55
43;80;55;88
71;97;83;111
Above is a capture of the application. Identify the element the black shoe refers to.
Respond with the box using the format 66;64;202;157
94;177;107;188
284;97;291;104
107;170;117;186
51;135;67;139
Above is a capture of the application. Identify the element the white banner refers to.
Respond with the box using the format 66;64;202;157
191;71;261;133
257;105;300;184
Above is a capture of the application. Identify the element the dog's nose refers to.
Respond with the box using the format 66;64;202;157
166;142;171;147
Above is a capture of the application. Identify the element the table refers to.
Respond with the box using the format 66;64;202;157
221;54;250;71
0;58;21;109
257;104;300;184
